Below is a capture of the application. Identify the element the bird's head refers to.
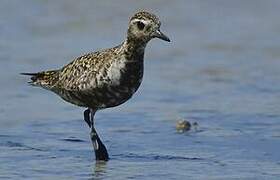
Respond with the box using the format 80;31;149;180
127;11;170;43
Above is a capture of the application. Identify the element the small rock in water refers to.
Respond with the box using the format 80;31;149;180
176;120;191;132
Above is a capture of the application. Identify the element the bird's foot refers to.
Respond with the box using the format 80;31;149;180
84;108;109;161
90;127;109;161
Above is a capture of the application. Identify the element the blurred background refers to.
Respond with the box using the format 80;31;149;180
1;0;280;179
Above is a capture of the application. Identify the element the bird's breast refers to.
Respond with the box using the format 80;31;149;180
92;57;144;108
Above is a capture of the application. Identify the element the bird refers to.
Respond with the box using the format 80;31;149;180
22;11;170;161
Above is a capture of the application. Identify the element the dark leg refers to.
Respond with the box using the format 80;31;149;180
84;109;91;127
84;108;109;161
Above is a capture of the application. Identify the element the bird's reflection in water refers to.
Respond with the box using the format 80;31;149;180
91;161;108;179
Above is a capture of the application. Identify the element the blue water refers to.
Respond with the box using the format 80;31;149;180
1;0;280;179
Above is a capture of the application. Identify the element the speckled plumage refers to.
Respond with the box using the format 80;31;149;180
23;11;170;110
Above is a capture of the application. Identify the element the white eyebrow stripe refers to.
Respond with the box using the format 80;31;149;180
130;19;150;25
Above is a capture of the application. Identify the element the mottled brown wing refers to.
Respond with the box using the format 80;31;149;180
57;52;105;91
56;45;120;92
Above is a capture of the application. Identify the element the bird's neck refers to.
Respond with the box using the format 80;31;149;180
122;37;147;61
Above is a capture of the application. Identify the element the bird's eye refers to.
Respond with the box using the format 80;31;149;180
137;21;145;30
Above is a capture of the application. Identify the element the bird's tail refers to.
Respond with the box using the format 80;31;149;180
21;70;59;89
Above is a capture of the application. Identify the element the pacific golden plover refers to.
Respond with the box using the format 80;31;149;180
22;11;170;161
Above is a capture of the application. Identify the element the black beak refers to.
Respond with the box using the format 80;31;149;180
153;30;170;42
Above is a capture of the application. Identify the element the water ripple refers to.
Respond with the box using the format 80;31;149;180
61;137;86;142
113;153;204;161
0;140;45;151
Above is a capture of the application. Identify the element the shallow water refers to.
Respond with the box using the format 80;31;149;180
1;0;280;179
